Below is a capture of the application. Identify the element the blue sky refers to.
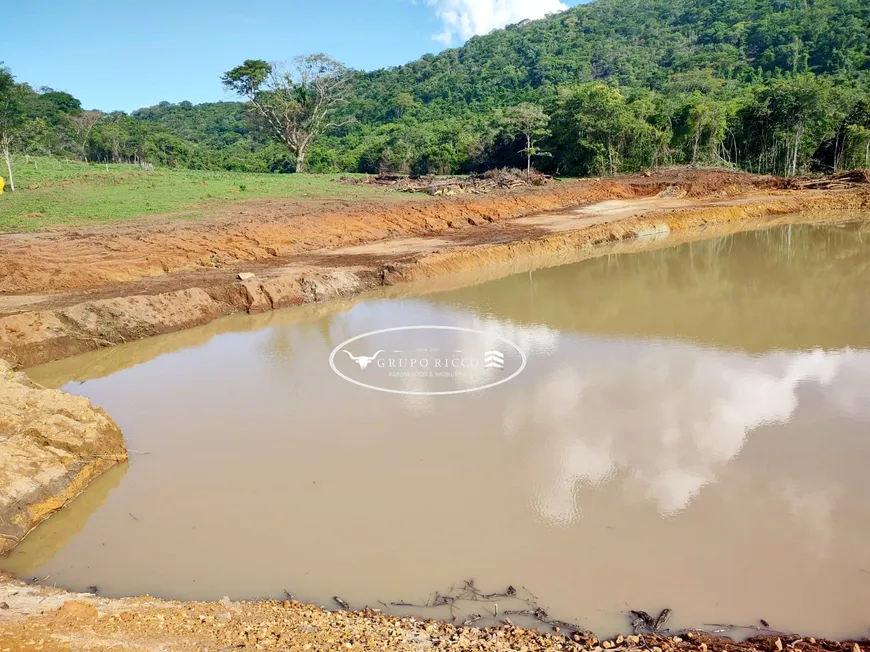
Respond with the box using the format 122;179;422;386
5;0;584;113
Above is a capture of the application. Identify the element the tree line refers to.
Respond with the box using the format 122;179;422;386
1;0;869;187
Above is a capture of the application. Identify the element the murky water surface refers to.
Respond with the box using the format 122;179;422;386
4;221;870;638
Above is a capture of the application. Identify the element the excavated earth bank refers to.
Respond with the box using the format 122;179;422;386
0;360;127;557
1;171;868;369
1;169;869;651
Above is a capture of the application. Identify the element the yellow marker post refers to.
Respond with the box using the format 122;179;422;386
0;176;5;194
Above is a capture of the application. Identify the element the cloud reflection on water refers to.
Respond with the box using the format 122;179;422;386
322;299;869;531
504;341;866;525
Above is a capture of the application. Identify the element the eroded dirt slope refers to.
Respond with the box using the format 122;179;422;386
0;171;867;369
0;360;127;556
0;171;785;297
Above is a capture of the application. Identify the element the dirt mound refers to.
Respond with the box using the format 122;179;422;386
648;168;786;197
341;167;551;194
0;359;127;555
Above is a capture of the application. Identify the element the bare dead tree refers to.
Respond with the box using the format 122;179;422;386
0;65;22;192
0;132;14;192
222;54;349;172
69;110;102;162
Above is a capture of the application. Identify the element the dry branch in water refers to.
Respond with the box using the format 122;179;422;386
381;579;593;636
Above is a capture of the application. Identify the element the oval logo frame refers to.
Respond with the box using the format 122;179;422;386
328;325;527;396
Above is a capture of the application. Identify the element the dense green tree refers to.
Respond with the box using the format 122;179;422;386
503;103;551;176
549;83;665;175
737;74;845;175
23;88;82;125
19;117;54;158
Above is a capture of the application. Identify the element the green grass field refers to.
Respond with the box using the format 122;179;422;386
0;156;398;232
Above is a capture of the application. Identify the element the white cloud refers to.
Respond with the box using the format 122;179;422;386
426;0;569;44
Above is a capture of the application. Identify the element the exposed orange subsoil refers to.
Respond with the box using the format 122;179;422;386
0;170;786;298
0;170;867;369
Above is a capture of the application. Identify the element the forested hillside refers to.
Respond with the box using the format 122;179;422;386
2;0;870;180
331;0;870;175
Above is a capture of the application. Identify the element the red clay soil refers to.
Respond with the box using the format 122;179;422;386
0;169;867;369
0;170;786;297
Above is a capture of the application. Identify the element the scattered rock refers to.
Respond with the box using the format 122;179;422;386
237;272;256;281
775;639;783;651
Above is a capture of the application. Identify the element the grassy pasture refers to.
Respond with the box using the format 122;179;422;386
0;156;395;232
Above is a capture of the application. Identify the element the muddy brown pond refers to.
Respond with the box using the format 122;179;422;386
4;219;870;639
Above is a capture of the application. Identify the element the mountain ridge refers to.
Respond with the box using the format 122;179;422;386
4;0;869;176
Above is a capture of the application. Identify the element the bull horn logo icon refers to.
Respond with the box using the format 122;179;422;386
343;350;384;370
